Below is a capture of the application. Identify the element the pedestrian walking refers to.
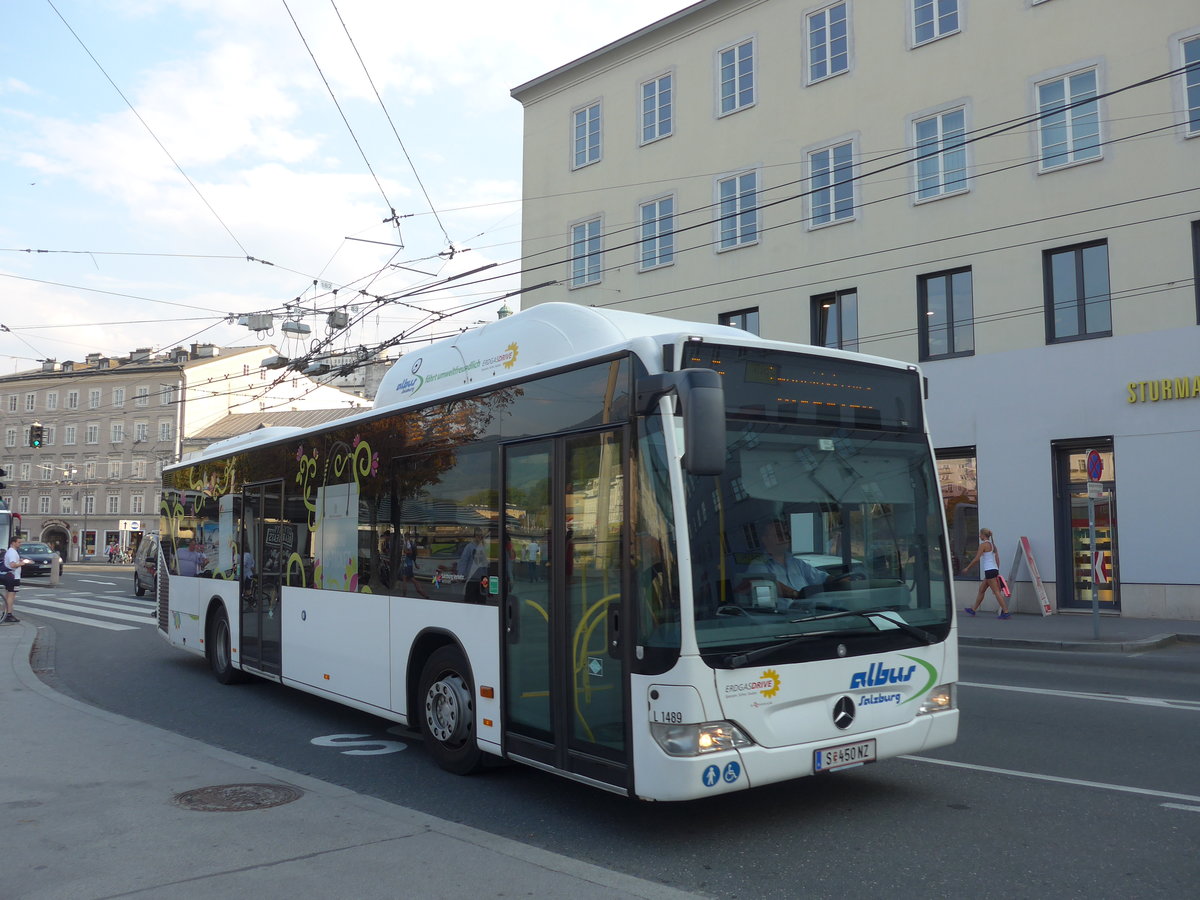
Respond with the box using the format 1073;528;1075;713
962;527;1011;618
2;536;33;624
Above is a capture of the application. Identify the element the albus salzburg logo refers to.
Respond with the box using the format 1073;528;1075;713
392;357;425;398
849;655;938;706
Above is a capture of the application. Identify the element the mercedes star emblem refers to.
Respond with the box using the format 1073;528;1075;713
833;696;856;730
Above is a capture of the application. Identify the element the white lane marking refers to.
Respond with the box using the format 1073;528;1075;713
44;595;154;613
959;681;1200;712
15;607;137;631
904;755;1200;805
19;597;157;624
1160;804;1200;813
79;579;119;586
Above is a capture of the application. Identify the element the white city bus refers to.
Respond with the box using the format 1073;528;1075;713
157;303;957;801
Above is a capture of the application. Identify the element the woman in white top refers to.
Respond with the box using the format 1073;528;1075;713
962;527;1010;618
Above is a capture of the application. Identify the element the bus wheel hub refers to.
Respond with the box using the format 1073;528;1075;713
425;675;470;743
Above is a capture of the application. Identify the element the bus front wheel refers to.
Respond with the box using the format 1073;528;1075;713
208;606;244;685
418;646;483;775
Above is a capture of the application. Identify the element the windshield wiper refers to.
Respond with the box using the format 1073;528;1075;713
723;633;823;668
789;606;936;645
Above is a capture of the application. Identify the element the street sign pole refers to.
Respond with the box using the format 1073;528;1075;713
1086;450;1103;639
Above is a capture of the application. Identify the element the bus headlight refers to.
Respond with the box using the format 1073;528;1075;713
917;683;956;715
650;721;753;756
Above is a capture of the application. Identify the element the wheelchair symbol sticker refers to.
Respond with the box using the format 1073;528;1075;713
722;761;741;783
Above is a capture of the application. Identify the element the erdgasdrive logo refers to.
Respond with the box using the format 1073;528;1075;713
724;668;781;700
849;656;938;706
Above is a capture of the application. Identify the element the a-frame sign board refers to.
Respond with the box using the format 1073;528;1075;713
1007;536;1053;616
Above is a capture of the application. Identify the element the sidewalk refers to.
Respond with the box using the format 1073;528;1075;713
0;622;701;900
957;608;1200;652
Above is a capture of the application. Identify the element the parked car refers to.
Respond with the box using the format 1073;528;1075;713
133;535;160;597
17;541;64;577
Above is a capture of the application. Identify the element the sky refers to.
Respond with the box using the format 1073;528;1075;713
0;0;689;375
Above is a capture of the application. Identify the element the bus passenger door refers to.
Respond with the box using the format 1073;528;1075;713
241;481;284;675
502;430;629;792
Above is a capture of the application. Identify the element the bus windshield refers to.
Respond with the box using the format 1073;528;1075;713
686;419;951;664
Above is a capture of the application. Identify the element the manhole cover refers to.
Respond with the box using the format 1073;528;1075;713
171;783;303;812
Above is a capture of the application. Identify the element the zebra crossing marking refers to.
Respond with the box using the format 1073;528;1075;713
19;595;156;629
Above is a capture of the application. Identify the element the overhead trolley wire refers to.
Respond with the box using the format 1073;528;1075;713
45;0;252;259
328;0;456;251
281;0;406;243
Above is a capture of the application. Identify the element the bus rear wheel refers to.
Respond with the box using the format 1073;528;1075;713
418;646;483;775
208;606;244;685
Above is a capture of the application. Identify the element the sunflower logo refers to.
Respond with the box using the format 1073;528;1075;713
503;342;519;369
760;668;781;699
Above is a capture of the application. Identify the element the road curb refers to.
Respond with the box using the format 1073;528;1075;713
959;633;1189;653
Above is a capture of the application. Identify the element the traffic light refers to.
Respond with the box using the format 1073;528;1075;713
29;423;44;448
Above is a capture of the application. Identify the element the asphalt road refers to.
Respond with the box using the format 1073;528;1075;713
23;570;1200;898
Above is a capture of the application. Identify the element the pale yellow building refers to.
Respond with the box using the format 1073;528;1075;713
512;0;1200;618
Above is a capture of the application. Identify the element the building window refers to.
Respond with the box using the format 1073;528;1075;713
570;217;603;287
4;428;15;448
936;449;978;578
39;463;52;481
47;392;58;411
111;423;125;443
913;0;959;46
1043;240;1111;343
159;421;174;442
19;463;30;481
39;496;51;514
113;388;125;408
17;496;29;514
1184;36;1200;136
809;141;855;226
717;170;759;249
718;39;755;115
135;386;150;407
86;425;99;444
719;308;760;335
83;494;95;515
85;461;97;479
131;494;145;515
5;395;15;412
639;196;675;270
132;459;146;479
67;391;79;410
641;73;673;144
1193;220;1200;324
44;425;55;446
808;2;849;84
135;422;149;442
160;385;175;406
88;389;101;409
107;494;121;515
914;107;967;200
572;102;601;169
64;425;76;446
108;459;121;478
61;494;73;515
919;268;974;360
1037;68;1100;170
812;289;858;350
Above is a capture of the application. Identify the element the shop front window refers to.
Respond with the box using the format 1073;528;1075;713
936;449;977;577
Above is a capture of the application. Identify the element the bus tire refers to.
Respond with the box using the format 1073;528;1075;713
208;606;244;685
417;645;483;775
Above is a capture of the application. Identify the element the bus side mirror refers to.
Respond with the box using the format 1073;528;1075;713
636;369;726;476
